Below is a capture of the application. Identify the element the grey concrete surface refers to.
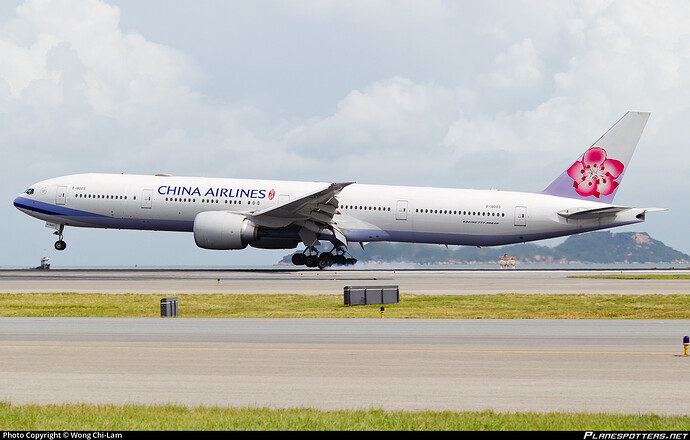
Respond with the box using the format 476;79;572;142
1;268;689;295
0;317;688;414
0;269;688;414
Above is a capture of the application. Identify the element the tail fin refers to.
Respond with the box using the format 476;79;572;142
542;111;650;203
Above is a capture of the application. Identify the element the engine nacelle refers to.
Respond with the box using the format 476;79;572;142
193;211;258;250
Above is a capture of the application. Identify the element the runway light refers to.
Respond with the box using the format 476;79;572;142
381;306;385;319
684;336;689;357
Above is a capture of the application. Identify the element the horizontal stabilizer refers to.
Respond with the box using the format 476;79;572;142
558;206;667;220
558;206;632;219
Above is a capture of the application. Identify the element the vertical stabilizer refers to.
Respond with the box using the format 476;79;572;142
542;111;650;203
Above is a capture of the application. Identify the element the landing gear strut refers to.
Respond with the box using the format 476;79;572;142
290;245;357;269
53;225;66;251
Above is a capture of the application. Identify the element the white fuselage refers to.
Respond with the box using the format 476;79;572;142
14;173;646;248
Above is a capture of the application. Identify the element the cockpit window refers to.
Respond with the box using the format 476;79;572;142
24;188;34;195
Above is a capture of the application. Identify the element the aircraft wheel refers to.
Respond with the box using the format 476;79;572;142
54;240;67;251
291;253;306;265
317;257;330;270
305;255;318;267
319;252;334;265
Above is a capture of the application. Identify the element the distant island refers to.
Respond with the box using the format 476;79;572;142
279;231;690;266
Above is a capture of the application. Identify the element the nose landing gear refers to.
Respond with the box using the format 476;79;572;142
53;225;66;251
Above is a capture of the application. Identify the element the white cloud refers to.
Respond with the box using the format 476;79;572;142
486;38;543;88
2;0;690;267
0;0;203;125
285;77;471;157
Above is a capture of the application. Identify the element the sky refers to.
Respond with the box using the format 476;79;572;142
2;0;689;268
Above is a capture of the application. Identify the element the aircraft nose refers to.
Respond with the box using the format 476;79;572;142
13;195;25;209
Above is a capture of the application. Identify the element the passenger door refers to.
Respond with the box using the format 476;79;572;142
56;186;67;205
514;206;527;226
396;200;408;220
141;189;153;209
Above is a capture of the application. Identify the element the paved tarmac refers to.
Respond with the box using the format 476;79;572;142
1;267;689;295
0;317;688;414
0;268;689;414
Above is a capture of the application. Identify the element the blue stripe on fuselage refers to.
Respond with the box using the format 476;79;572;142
14;197;109;219
13;196;194;232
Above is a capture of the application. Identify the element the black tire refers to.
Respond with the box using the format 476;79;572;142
291;253;306;265
317;257;330;270
54;240;66;251
305;255;318;267
319;252;334;265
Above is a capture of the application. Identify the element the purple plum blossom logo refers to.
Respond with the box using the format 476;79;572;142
566;147;624;198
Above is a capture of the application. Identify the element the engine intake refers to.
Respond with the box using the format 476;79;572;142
193;211;258;250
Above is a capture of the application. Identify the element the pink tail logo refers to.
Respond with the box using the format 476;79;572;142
566;147;624;198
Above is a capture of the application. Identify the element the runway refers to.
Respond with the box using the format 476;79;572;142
0;268;688;415
1;267;690;295
0;317;688;414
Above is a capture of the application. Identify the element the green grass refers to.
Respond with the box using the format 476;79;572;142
0;292;689;319
1;293;689;430
0;403;688;430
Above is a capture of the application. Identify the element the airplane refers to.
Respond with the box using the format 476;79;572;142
14;111;661;269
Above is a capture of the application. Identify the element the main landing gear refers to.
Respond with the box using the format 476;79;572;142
53;224;66;251
291;245;357;269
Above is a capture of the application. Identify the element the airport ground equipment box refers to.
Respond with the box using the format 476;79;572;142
344;285;399;306
160;297;178;317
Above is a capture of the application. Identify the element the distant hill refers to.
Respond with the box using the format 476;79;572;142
279;231;690;265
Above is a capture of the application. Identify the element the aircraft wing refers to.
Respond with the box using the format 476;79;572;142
245;182;354;248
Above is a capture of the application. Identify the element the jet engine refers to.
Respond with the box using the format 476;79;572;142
193;211;259;250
